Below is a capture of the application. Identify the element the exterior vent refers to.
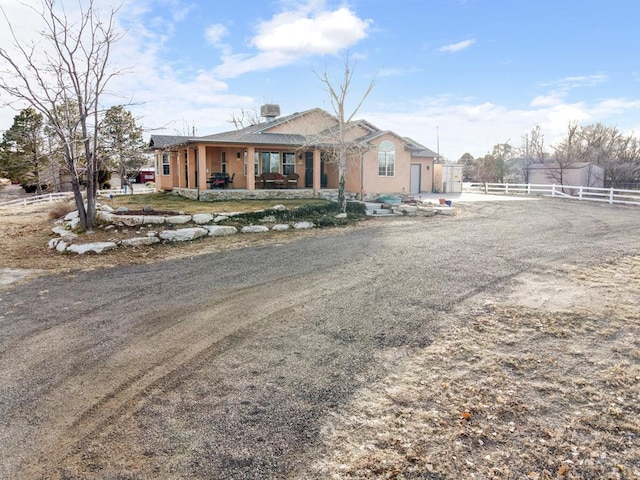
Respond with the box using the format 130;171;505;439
260;104;280;122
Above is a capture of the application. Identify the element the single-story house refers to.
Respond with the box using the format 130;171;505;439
528;162;605;188
147;105;439;199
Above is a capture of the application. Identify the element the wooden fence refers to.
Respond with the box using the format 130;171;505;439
463;183;640;206
0;187;156;208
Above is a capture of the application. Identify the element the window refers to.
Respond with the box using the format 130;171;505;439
283;152;296;175
261;151;280;173
221;151;227;173
162;153;170;175
378;140;395;176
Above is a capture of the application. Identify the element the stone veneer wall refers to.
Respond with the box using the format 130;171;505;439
173;188;332;201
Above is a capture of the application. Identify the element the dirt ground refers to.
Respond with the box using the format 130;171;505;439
0;201;349;282
1;199;639;479
299;256;640;479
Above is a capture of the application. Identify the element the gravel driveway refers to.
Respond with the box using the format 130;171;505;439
1;198;638;479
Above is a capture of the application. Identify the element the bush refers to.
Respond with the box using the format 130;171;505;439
48;200;76;220
102;182;111;190
224;201;367;228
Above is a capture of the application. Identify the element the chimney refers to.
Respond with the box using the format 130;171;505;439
260;104;280;123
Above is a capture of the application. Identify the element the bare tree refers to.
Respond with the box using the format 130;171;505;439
228;108;263;130
518;125;545;183
550;122;585;190
315;56;375;212
0;0;121;229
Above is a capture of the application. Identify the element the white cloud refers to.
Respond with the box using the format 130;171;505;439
530;93;565;107
364;94;640;161
215;5;372;78
205;24;228;47
540;74;608;90
439;39;475;54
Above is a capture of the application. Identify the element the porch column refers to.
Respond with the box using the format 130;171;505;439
246;146;256;190
313;148;321;191
197;145;207;190
188;148;197;188
177;149;186;188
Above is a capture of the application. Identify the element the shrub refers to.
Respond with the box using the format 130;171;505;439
48;200;76;220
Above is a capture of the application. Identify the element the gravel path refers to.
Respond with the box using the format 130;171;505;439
0;198;638;479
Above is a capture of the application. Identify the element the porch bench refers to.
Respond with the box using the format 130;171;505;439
262;172;285;189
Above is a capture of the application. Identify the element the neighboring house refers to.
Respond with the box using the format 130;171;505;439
528;162;605;188
147;106;439;198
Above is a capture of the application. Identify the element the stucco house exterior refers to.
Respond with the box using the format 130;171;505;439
148;106;439;199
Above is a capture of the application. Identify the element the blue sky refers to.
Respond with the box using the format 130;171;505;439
1;0;639;160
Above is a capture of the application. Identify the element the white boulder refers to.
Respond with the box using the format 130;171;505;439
293;221;314;229
159;227;208;242
165;215;192;224
192;213;214;224
206;225;238;237
142;215;166;225
120;237;161;247
241;225;269;233
272;224;290;231
67;242;118;254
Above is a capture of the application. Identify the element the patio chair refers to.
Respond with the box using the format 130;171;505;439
285;172;299;188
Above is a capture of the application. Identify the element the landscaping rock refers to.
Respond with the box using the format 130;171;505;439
293;221;314;229
69;217;81;231
120;237;161;247
142;215;166;225
241;225;269;233
259;215;277;223
192;213;214;224
272;204;287;211
96;211;113;223
335;213;347;219
159;227;208;242
64;210;79;221
111;214;144;227
52;226;69;236
272;224;290;231
213;215;229;223
56;240;67;252
67;242;118;254
165;215;192;225
206;225;238;237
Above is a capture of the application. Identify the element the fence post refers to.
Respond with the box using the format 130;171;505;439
551;185;556;197
505;183;509;194
609;188;614;204
484;182;488;194
579;186;583;200
527;183;531;194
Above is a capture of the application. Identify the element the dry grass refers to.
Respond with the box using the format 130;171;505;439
0;193;357;278
301;256;640;480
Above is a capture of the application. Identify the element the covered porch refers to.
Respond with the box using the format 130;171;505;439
156;144;337;193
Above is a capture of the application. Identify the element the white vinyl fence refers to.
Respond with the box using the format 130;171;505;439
463;182;640;206
0;187;156;208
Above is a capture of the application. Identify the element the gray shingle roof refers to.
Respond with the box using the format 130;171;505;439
148;107;439;156
148;135;192;149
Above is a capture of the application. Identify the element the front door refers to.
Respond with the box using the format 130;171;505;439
304;152;314;187
410;164;421;194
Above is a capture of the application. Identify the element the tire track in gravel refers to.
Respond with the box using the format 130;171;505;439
21;269;379;479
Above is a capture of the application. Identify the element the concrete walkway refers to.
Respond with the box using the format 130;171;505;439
414;191;539;204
